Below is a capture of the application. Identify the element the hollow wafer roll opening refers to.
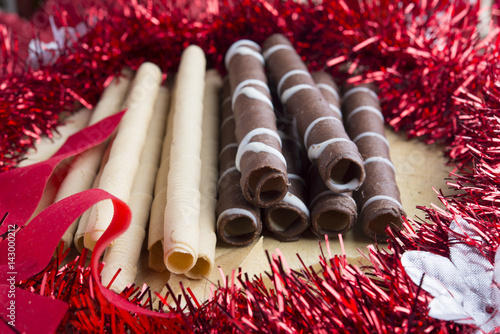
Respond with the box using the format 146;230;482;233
217;210;262;246
315;143;365;192
310;195;357;236
246;166;289;205
164;246;197;274
264;204;309;242
188;257;212;278
359;196;404;238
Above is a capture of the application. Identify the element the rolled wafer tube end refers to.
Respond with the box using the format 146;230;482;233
245;166;289;207
310;195;357;236
186;256;212;279
164;245;197;274
317;144;365;193
263;204;309;242
360;199;404;239
217;209;262;246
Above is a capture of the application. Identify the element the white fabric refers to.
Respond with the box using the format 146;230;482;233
401;217;500;332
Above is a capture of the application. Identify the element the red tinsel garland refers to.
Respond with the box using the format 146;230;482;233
1;0;500;333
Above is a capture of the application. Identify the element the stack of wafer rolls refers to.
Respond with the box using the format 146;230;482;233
342;83;405;238
216;78;262;246
262;118;310;241
307;71;358;236
225;39;289;208
262;33;365;194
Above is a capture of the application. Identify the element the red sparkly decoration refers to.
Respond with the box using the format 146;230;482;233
0;0;500;333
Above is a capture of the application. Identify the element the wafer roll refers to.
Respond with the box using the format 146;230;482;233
101;86;170;291
186;69;222;279
216;78;262;246
74;135;114;252
308;165;357;236
262;120;310;241
342;83;405;238
58;70;133;250
148;78;177;273
263;34;365;193
163;45;206;274
306;71;357;236
84;62;162;250
225;39;289;207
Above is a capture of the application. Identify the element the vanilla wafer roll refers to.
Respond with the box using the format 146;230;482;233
186;69;223;279
84;62;162;250
225;39;289;207
101;86;169;291
263;33;365;193
148;80;177;273
74;135;114;252
342;83;405;238
58;70;133;250
262;120;310;242
163;45;206;274
216;78;262;246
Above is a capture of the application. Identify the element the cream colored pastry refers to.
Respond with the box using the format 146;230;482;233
84;62;162;250
163;45;206;274
74;136;113;252
148;78;177;273
19;107;92;167
57;70;133;250
185;69;223;279
101;86;170;292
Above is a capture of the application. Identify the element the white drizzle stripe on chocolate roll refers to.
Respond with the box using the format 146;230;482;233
316;83;340;101
262;44;295;60
232;86;274;110
277;69;311;95
361;195;403;215
307;138;353;161
343;86;379;101
225;39;264;68
353;132;390;146
363;156;396;174
218;166;238;187
304;116;342;148
287;173;305;185
219;143;239;158
235;127;284;172
236;142;287;170
345;105;384;123
280;84;317;105
328;104;343;118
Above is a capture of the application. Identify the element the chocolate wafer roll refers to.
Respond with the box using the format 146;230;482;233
342;83;405;238
308;165;357;236
216;78;262;246
306;71;357;236
225;39;289;207
262;33;365;193
262;120;310;242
